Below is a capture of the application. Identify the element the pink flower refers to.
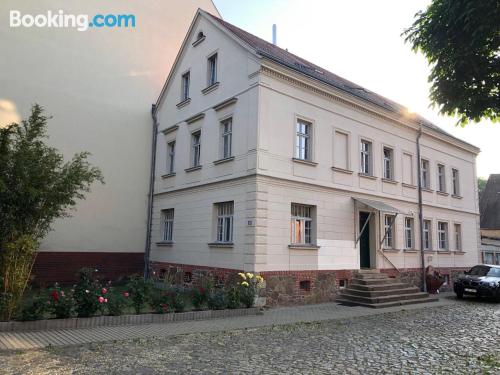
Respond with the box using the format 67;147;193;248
51;290;59;302
101;288;107;294
60;291;65;297
98;296;105;303
104;298;108;303
123;292;129;298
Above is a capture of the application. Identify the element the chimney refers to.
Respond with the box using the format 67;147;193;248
272;24;277;45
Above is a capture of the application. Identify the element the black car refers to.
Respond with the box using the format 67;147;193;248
454;264;500;301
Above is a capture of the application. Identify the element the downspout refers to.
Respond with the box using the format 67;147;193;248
416;125;427;292
144;104;159;279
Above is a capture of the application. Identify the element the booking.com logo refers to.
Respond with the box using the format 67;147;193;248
9;10;135;31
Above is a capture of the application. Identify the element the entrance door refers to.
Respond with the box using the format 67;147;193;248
359;212;371;269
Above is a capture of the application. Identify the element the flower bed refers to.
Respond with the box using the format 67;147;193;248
1;268;265;331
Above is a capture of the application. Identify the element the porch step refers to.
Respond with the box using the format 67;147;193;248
344;287;420;298
336;296;439;309
355;269;381;274
350;277;396;285
348;282;411;291
354;273;390;280
339;291;430;304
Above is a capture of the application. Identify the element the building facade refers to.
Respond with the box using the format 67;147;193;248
0;1;220;283
150;10;481;304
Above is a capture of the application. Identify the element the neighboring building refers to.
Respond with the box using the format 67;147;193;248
150;10;481;304
0;1;220;283
480;174;500;265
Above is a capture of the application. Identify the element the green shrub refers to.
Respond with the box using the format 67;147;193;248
127;276;153;314
236;273;265;308
225;285;240;309
150;290;171;314
106;291;129;316
48;285;74;319
20;295;48;321
73;268;101;317
191;286;208;310
207;289;226;310
167;286;187;312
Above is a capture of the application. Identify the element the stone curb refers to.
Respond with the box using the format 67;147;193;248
0;307;261;333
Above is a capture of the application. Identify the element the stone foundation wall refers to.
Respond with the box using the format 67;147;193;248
149;262;468;305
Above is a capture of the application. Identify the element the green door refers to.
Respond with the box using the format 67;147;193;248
359;212;371;269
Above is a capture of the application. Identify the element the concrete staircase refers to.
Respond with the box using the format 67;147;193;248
337;269;438;308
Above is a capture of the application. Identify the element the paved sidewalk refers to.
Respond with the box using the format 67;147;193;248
0;293;455;351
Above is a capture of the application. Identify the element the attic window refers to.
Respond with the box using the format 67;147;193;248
193;31;206;47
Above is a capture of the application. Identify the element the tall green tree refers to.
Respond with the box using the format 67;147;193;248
0;104;103;319
403;0;499;125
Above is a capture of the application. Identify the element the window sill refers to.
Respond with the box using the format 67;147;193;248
451;194;463;199
421;187;434;193
185;112;205;124
156;241;174;247
454;251;466;254
213;97;238;111
402;183;417;189
192;36;206;47
208;242;234;248
381;178;398;184
185;165;202;173
437;191;449;196
403;249;418;253
161;172;176;179
437;250;452;254
358;173;377;180
331;166;353;174
292;158;318;166
424;249;436;253
382;248;399;253
201;82;219;95
213;156;235;165
288;244;320;250
176;98;191;108
162;125;179;135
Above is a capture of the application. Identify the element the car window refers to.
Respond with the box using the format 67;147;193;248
469;266;489;276
486;267;500;277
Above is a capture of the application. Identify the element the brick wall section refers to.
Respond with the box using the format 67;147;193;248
33;252;144;286
150;262;240;286
381;267;469;292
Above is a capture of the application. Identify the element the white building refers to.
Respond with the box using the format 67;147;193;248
0;1;219;283
155;10;480;304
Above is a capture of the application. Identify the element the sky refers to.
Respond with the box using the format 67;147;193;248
213;0;499;178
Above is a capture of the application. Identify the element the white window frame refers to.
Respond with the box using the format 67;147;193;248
167;140;175;174
207;53;218;86
295;119;312;161
383;146;394;180
216;201;234;243
360;140;372;175
181;71;190;101
162;209;174;242
384;215;395;249
191;130;201;167
404;217;414;249
291;203;314;245
452;168;460;196
220;117;232;159
437;221;449;251
437;163;446;193
423;219;432;250
421;159;430;189
454;223;462;252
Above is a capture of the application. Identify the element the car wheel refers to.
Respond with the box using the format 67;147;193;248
456;291;464;299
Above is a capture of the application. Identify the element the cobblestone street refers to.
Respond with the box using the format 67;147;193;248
1;299;499;374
